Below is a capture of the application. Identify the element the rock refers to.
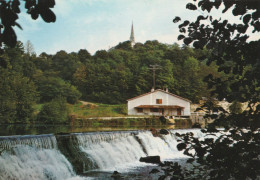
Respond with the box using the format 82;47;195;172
140;156;161;164
111;171;120;177
149;168;160;174
159;116;167;124
192;123;201;128
158;175;166;180
159;129;169;135
150;128;159;137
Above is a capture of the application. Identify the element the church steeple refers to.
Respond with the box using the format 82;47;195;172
130;22;135;47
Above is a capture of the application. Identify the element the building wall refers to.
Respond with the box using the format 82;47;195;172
127;91;191;116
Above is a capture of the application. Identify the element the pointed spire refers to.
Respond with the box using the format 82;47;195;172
130;21;135;47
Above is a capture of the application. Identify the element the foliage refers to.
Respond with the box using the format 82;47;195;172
169;0;260;179
0;0;56;51
24;40;35;56
70;42;217;103
229;101;243;114
52;50;81;81
0;69;38;123
34;75;81;104
0;38;221;123
37;97;69;124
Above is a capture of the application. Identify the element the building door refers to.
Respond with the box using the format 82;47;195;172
177;108;182;116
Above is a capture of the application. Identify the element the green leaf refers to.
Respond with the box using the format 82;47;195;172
173;16;181;23
15;22;23;30
177;35;185;40
186;3;197;10
40;8;56;23
184;38;192;45
3;27;17;48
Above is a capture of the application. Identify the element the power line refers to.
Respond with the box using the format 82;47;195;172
148;64;161;89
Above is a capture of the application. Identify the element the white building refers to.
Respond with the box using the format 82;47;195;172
127;89;191;117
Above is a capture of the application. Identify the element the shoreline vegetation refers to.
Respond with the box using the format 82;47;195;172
4;101;193;126
0;101;192;136
1;40;223;125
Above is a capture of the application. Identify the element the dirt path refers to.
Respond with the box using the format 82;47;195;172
79;101;97;106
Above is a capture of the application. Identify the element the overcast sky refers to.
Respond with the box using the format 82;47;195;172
15;0;258;55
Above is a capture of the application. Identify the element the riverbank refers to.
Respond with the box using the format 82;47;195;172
0;119;192;136
68;101;127;119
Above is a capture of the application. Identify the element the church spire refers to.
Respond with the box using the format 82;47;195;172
130;22;135;47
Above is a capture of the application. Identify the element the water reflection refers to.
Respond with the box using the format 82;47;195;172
0;122;191;136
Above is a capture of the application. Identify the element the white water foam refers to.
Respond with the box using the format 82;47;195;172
0;129;210;179
0;135;87;180
75;129;205;172
76;132;148;172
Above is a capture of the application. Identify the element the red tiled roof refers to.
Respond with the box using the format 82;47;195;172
127;89;191;102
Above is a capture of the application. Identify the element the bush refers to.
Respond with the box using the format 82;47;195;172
0;70;38;123
37;97;69;124
117;105;128;115
36;76;81;104
229;101;243;114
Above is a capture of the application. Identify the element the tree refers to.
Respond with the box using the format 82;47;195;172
35;75;81;104
78;49;91;64
0;0;56;51
174;0;260;122
165;1;260;179
52;50;81;81
0;69;38;123
37;97;69;124
24;40;35;56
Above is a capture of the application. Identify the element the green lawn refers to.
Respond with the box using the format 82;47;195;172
68;102;127;118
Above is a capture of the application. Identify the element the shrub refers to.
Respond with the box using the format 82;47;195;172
117;105;128;115
229;101;243;114
37;97;69;124
36;76;81;104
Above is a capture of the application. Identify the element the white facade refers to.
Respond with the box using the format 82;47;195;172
127;89;191;116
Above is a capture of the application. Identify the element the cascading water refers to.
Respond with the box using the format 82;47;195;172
73;129;204;172
75;131;147;172
0;134;87;180
0;129;206;179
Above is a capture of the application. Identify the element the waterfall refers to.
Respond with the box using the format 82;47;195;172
0;135;87;180
73;129;203;172
0;129;206;179
0;134;57;151
75;131;147;172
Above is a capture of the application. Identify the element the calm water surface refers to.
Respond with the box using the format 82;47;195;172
0;123;191;136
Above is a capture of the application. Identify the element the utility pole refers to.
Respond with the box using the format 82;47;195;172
148;64;161;89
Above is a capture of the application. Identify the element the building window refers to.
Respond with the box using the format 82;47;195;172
150;108;159;112
137;108;143;113
156;99;162;104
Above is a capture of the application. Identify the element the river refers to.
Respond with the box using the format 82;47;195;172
0;124;201;179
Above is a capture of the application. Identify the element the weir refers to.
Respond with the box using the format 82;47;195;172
0;129;204;179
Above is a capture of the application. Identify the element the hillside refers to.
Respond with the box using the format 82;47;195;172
0;40;225;124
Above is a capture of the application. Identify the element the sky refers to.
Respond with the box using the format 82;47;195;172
15;0;259;55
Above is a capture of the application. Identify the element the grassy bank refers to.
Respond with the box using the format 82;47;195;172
68;101;127;118
33;101;128;119
33;101;192;128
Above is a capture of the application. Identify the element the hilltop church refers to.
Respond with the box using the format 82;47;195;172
127;23;191;117
130;22;135;47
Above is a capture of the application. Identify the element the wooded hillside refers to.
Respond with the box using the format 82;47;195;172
0;40;224;123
